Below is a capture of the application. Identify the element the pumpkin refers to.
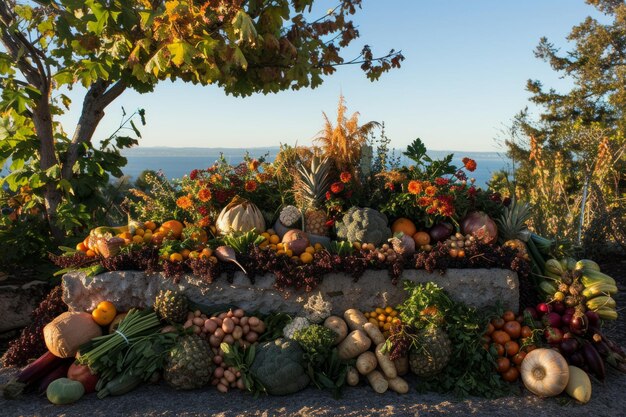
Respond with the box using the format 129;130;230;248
520;348;569;397
391;218;417;237
159;220;184;239
282;229;310;255
91;301;117;326
44;312;103;358
216;196;265;235
565;365;592;403
46;378;85;405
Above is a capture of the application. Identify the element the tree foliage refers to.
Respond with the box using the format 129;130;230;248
499;0;626;251
0;0;404;250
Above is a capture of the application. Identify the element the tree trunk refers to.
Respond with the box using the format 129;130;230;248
32;95;64;241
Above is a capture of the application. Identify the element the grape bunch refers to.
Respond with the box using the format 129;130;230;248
1;286;68;367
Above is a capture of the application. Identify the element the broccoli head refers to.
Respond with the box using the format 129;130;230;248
335;207;391;246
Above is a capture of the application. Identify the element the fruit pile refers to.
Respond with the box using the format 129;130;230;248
258;229;325;264
364;306;401;339
483;310;536;383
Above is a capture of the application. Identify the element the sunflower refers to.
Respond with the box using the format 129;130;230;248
198;188;212;202
407;180;422;195
244;180;258;192
176;195;193;210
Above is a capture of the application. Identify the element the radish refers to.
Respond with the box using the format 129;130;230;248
215;245;247;274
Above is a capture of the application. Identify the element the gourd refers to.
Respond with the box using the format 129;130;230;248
216;196;265;235
46;378;85;405
565;365;592;403
520;348;569;397
44;312;102;358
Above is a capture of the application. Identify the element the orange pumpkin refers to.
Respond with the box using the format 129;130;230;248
159;220;184;239
391;218;417;237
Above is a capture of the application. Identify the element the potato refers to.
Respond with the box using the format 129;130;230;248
356;351;378;375
363;322;385;345
386;376;409;394
343;309;368;332
366;370;388;394
346;366;360;386
375;343;397;379
324;316;348;345
337;330;372;360
222;318;235;334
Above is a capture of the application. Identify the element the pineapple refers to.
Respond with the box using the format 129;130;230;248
497;198;532;260
296;155;333;236
154;289;188;323
164;334;214;390
409;326;452;378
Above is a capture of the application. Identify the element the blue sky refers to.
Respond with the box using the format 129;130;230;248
59;0;601;152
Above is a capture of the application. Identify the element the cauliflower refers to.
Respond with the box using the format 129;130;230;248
303;293;332;324
335;207;392;246
283;317;310;339
279;205;301;227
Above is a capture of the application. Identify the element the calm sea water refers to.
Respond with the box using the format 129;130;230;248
121;149;513;188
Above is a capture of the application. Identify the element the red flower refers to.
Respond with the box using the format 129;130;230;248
197;206;209;216
325;219;335;228
425;186;438;196
417;197;432;207
215;190;228;203
468;186;477;197
435;177;450;186
462;157;477;172
326;191;332;200
385;182;395;191
244;180;258;192
340;172;352;183
330;182;345;194
190;169;199;180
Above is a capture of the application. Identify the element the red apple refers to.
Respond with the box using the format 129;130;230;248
67;363;99;393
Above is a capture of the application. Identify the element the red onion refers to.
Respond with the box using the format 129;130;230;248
282;229;310;256
429;223;453;242
542;312;562;328
544;327;563;345
460;211;498;244
536;303;551;315
560;338;579;355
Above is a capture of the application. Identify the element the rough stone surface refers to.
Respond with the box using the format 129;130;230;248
63;268;518;313
0;281;48;333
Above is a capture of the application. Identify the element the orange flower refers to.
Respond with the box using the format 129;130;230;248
210;174;223;183
256;173;272;183
340;172;352;183
198;188;212;202
408;180;422;195
199;216;211;227
425;186;438;196
462;157;477;172
417;196;432;207
249;159;260;171
176;195;193;210
244;180;258;192
330;182;345;194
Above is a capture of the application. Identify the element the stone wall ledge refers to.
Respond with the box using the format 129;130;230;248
62;268;519;315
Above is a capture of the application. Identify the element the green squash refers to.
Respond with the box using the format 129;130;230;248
46;378;85;405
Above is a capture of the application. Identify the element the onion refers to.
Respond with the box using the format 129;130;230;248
560;339;579;355
460;211;498;244
429;223;453;242
542;312;562;329
282;229;310;255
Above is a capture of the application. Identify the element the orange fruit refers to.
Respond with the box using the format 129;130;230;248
143;233;153;244
492;330;511;345
76;242;88;252
305;246;315;254
413;231;431;246
188;251;200;259
502;311;516;322
181;249;191;259
144;221;157;231
503;321;521;339
504;341;520;357
135;228;145;236
501;366;519;382
132;235;144;244
169;253;183;262
496;357;511;373
300;252;314;264
201;248;213;258
160;220;184;239
92;301;117;326
151;232;165;245
391;218;417;237
269;235;280;244
85;249;96;257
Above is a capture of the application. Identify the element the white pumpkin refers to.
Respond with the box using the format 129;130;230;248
565;365;592;403
520;348;569;397
216;196;265;235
